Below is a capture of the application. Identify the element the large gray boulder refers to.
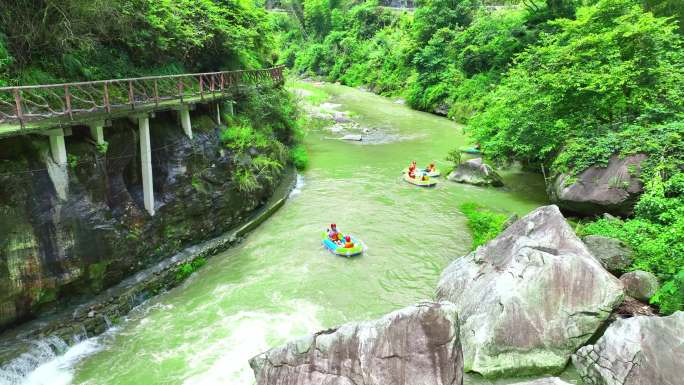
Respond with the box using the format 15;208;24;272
249;302;463;385
509;378;573;385
436;205;624;378
549;154;646;216
448;158;504;187
582;235;633;275
619;270;659;302
573;312;684;385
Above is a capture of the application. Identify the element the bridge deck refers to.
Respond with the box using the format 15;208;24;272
0;66;284;137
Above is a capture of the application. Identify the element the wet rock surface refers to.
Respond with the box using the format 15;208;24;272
436;205;624;378
582;235;633;275
619;270;659;302
549;154;646;217
573;312;684;385
249;302;463;385
448;158;504;187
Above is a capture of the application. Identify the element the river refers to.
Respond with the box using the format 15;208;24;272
9;82;574;385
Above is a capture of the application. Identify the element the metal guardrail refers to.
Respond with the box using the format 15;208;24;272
0;66;285;127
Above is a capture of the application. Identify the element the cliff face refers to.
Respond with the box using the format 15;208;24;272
0;107;284;330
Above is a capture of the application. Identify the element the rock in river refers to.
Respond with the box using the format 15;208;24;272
573;312;684;385
436;205;624;378
582;235;633;275
249;302;463;385
549;154;646;217
448;158;504;187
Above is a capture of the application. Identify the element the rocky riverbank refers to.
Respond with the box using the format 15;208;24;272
0;166;296;370
0;98;295;331
250;205;682;384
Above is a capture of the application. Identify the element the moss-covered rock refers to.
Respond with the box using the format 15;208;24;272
436;205;624;378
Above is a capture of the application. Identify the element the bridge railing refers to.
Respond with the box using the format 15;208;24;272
0;66;284;127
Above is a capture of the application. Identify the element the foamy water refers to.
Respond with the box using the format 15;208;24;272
0;329;120;385
289;174;305;197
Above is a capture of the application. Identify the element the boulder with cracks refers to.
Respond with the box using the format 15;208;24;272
573;312;684;385
249;302;463;385
436;205;624;378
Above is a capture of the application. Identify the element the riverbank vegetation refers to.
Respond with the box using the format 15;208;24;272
459;202;507;249
0;0;275;84
273;0;684;313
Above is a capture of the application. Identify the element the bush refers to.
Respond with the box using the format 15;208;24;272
0;0;275;84
290;144;309;170
459;202;508;249
651;269;684;315
234;169;260;192
217;84;303;193
175;257;207;282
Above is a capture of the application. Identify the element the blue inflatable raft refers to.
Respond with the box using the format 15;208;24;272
322;232;364;257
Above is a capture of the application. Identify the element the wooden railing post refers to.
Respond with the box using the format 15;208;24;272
154;79;159;107
103;82;111;113
178;80;184;104
13;88;24;128
128;80;134;109
199;76;204;101
64;85;73;119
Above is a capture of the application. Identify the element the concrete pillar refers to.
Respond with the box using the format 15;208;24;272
46;128;67;165
179;106;192;139
88;120;105;145
226;101;234;116
138;116;155;216
216;103;221;125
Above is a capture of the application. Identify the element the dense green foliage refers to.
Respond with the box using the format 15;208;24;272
459;202;508;249
276;0;684;313
470;0;684;169
290;144;309;169
0;0;276;84
220;85;300;191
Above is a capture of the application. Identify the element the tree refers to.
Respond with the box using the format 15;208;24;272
469;0;684;167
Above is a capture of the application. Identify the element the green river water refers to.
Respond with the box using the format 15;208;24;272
28;82;580;385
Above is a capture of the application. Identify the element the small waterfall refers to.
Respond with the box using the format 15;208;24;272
289;174;305;197
0;336;68;385
0;320;117;385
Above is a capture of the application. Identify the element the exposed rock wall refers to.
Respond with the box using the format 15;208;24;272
0;108;285;330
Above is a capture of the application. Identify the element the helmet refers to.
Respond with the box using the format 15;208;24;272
331;223;336;228
345;235;351;241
